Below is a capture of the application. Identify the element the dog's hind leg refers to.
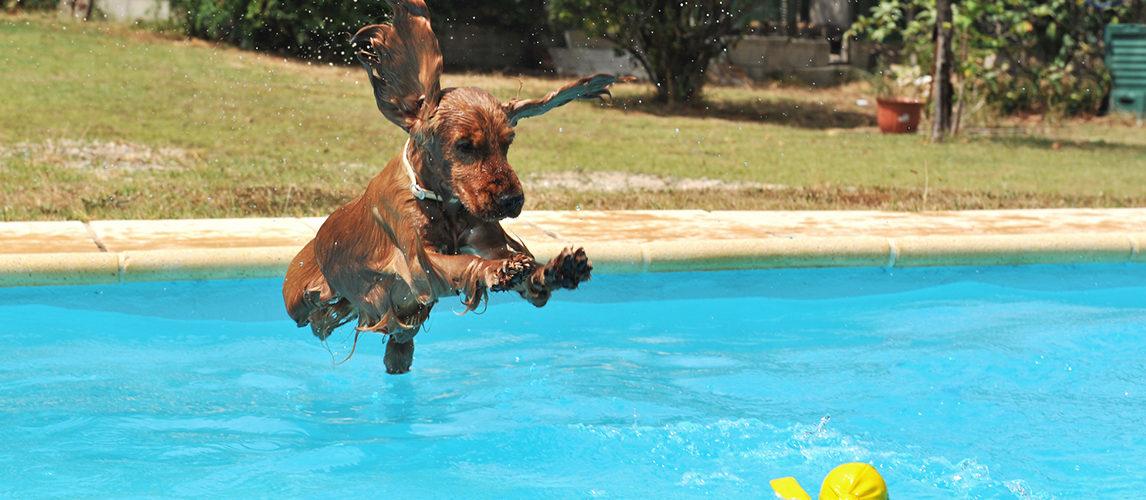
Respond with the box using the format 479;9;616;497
284;239;325;326
284;239;358;340
384;333;416;374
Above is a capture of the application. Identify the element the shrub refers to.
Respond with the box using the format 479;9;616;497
550;0;765;104
167;0;388;62
849;0;1146;117
167;0;549;64
5;0;59;12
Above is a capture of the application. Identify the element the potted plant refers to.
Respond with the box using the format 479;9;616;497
871;64;929;134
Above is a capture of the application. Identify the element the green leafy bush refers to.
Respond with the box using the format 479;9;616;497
849;0;1146;117
167;0;389;62
433;0;548;33
167;0;549;63
550;0;765;104
5;0;59;12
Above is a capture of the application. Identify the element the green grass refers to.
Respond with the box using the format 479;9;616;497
2;14;1145;220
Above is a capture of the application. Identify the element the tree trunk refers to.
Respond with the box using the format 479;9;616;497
785;0;799;37
641;31;718;104
615;0;755;105
649;62;705;104
57;0;92;20
931;0;955;143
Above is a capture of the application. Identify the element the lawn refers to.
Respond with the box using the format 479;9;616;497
2;14;1144;221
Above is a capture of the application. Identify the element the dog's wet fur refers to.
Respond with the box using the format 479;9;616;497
282;0;630;374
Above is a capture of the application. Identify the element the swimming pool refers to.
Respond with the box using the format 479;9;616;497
1;265;1144;499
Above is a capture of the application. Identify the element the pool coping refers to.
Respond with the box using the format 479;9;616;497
2;209;1145;286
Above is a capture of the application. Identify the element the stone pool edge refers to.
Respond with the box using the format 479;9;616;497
3;233;1143;287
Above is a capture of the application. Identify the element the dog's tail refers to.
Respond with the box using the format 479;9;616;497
283;239;358;340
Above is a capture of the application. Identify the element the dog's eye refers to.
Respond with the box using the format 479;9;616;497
455;140;477;155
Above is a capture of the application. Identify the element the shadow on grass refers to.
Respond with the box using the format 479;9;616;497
976;134;1146;155
610;95;877;130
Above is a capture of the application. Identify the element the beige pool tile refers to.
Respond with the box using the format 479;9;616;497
917;209;1146;235
4;209;1146;288
0;221;102;254
894;233;1134;267
121;247;298;282
0;252;119;286
710;210;931;238
90;218;318;252
300;217;327;232
289;215;558;248
710;209;1146;238
518;210;758;243
645;236;891;272
500;217;563;246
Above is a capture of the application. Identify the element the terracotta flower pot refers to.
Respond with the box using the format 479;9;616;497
876;98;924;134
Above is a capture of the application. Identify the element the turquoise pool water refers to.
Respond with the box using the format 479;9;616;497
1;265;1144;499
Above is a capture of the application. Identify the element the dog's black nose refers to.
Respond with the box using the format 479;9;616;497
498;193;524;217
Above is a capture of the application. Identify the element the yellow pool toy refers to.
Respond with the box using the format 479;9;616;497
770;462;888;500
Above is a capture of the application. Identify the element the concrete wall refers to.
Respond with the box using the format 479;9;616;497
728;36;832;79
550;32;855;85
548;47;648;79
548;31;649;80
95;0;169;21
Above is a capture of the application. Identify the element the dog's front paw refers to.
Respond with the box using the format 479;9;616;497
541;247;592;290
490;252;535;292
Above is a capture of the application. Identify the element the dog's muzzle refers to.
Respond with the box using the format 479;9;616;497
498;192;524;218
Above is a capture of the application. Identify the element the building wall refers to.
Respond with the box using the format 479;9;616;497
95;0;169;21
809;0;851;30
728;37;833;79
548;31;649;80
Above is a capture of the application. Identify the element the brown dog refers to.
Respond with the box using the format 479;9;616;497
282;0;631;374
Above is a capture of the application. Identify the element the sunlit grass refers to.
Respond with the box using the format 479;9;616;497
2;14;1144;220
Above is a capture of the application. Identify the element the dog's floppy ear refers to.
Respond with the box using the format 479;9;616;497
502;73;635;126
351;0;442;132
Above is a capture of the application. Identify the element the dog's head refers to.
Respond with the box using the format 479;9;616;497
351;0;632;221
426;87;521;220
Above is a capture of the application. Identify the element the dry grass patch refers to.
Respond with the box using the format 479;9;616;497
528;186;1146;212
